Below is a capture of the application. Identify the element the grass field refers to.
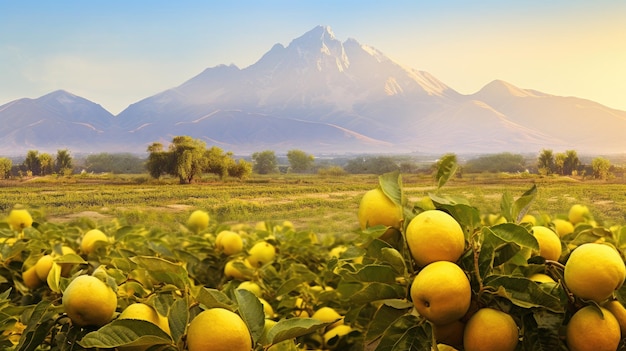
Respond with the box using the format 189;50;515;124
1;172;625;236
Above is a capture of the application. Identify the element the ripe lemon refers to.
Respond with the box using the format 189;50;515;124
187;210;210;232
463;308;518;351
603;300;626;336
216;230;244;255
119;303;170;335
80;229;109;254
224;258;254;280
410;261;471;325
357;188;402;235
531;226;562;261
564;243;626;302
406;210;465;267
247;242;276;268
187;308;252;351
566;305;620;351
520;214;536;225
62;275;117;327
237;281;262;297
22;265;43;289
323;324;352;346
552;219;574;237
312;307;343;329
7;207;33;232
528;273;555;284
35;255;54;281
568;204;589;225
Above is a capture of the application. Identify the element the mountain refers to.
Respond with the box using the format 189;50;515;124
1;25;625;156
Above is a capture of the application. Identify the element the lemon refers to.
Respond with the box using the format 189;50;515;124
119;303;170;335
216;230;243;255
312;307;343;329
22;265;43;289
62;275;117;327
246;241;276;268
80;229;108;254
224;258;254;280
566;305;620;351
531;226;562;261
568;204;589;225
7;207;33;232
564;243;626;302
357;188;402;235
35;255;54;281
258;297;275;318
602;300;626;337
528;273;555;284
406;210;465;267
520;214;536;225
323;324;352;346
237;281;262;297
552;219;574;237
187;210;210;232
187;308;251;351
410;261;471;325
463;308;518;351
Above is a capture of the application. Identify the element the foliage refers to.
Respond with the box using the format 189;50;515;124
23;150;41;176
252;150;279;174
592;157;612;180
555;150;581;176
344;156;399;174
464;152;526;173
83;153;145;174
287;150;315;173
0;158;11;179
537;149;555;175
1;158;625;350
55;150;74;176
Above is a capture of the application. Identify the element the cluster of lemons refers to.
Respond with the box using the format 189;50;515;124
357;187;626;351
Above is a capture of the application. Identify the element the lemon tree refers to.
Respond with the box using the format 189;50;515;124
0;159;625;351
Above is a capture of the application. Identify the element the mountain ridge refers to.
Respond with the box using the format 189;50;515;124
1;25;625;156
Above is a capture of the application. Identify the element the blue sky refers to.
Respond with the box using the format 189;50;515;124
2;0;625;114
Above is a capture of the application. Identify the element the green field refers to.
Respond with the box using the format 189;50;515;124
2;173;625;234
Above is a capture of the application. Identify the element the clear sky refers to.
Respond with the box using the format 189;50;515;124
1;0;625;115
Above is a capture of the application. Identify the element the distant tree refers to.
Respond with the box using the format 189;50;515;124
55;149;74;175
555;153;566;175
39;153;54;176
287;149;315;173
562;150;580;176
537;149;555;175
592;157;611;180
85;153;145;173
24;150;41;176
146;142;171;179
252;150;279;174
205;146;231;179
0;157;12;179
228;159;253;180
464;153;526;173
170;136;208;183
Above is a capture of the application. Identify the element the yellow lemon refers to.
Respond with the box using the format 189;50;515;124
531;226;562;261
62;275;117;327
258;297;275;318
119;303;170;335
603;300;626;337
323;324;352;346
410;261;471;325
246;242;276;268
7;207;33;232
224;258;254;280
22;265;43;289
80;229;108;254
528;273;555;284
35;255;54;281
237;281;262;297
216;230;243;255
463;308;518;351
406;210;465;267
357;188;402;236
187;210;210;232
187;308;251;351
312;307;343;329
520;214;536;225
564;243;626;302
552;219;574;237
568;204;590;225
566;305;620;351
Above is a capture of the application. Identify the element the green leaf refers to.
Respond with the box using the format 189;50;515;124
234;289;265;344
435;154;458;189
167;297;190;345
513;185;537;223
380;248;407;276
15;300;58;351
500;191;514;222
483;275;564;313
486;223;539;251
130;256;189;289
371;314;432;351
346;265;397;284
365;302;413;343
436;204;481;239
266;318;330;345
338;282;405;305
195;287;236;310
379;171;402;208
78;319;173;348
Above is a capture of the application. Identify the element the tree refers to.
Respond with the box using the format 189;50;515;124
205;146;231;179
228;159;253;180
563;150;580;176
464;153;525;173
287;149;315;173
344;156;399;174
555;153;566;175
0;157;12;179
85;153;145;174
537;149;555;175
170;136;207;183
592;157;611;180
252;150;278;174
55;149;73;175
39;153;54;176
146;142;171;179
24;150;41;176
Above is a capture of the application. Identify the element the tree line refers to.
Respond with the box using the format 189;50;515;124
0;138;621;181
